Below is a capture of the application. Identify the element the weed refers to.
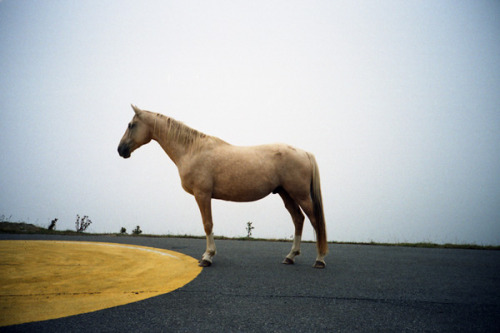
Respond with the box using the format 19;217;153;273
0;214;13;222
246;221;255;238
48;218;58;230
132;225;142;235
75;215;92;232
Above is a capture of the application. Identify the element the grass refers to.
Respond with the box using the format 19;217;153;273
1;221;499;250
335;240;500;251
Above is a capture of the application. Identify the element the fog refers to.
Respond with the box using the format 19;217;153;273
1;1;499;244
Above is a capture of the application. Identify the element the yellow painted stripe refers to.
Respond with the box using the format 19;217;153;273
0;240;202;326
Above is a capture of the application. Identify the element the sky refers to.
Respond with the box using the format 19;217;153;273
1;1;499;245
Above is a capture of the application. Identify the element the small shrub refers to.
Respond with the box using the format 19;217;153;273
75;215;92;232
0;214;12;222
120;227;127;234
48;218;58;230
132;225;142;235
246;221;255;238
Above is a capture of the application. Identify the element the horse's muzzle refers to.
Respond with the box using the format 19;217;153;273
117;144;131;158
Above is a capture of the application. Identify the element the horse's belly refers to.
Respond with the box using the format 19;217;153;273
211;172;277;202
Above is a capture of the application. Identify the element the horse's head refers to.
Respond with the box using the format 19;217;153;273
117;105;153;158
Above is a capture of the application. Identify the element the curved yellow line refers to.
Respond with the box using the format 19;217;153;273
0;240;202;326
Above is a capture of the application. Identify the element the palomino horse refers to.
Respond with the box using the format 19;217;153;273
118;105;328;268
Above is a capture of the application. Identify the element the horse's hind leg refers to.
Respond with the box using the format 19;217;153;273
294;196;326;268
278;189;304;265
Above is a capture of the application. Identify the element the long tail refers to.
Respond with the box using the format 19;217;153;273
307;153;328;256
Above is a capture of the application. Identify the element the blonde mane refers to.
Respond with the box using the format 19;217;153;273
149;112;226;152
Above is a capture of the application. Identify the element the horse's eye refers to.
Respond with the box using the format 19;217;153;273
128;123;135;130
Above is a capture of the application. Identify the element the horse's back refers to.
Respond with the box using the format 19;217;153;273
220;143;310;172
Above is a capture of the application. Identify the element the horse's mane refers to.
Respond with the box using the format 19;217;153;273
150;112;226;152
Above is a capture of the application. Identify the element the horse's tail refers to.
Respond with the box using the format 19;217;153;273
307;152;328;256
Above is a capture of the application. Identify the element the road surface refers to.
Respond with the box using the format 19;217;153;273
1;234;499;332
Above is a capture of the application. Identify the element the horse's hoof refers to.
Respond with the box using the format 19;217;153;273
282;257;294;265
199;259;212;267
313;261;326;269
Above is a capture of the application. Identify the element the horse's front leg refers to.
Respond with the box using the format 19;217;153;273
194;193;216;267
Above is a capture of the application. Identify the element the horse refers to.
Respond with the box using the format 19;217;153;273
118;105;328;268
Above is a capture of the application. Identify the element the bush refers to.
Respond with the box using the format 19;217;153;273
48;218;58;231
132;225;142;235
246;221;255;238
75;215;92;232
120;227;127;234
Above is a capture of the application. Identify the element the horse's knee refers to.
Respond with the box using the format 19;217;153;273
203;222;213;235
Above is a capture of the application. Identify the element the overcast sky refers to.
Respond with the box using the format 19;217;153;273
1;1;499;245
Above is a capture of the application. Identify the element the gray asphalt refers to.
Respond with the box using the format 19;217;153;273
1;234;499;332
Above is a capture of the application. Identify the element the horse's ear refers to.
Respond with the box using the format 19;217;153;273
131;104;141;115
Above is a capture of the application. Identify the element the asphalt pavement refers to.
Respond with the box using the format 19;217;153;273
1;234;499;332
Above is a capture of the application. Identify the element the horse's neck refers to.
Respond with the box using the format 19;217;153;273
147;114;182;165
149;113;215;165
